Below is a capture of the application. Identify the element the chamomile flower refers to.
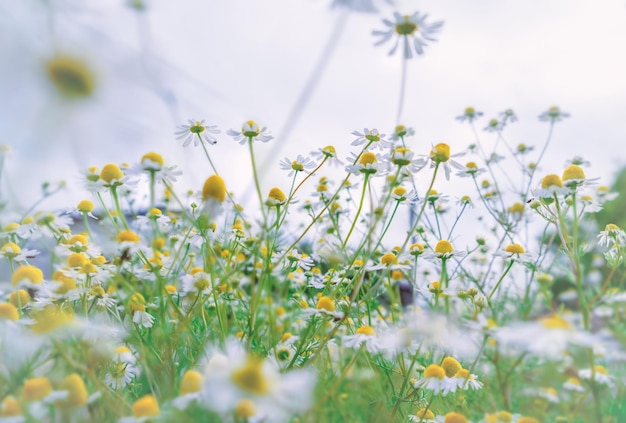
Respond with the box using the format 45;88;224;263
172;370;204;410
311;145;343;167
351;128;392;150
423;239;467;262
200;338;316;423
492;315;595;359
342;325;384;353
414;364;449;395
284;249;314;271
494;243;534;263
499;108;518;124
564;155;591;167
456;107;483;123
279;155;316;176
367;251;411;271
428;143;464;180
119;394;160;423
227;120;273;144
0;242;39;263
538;106;570;122
373;11;444;59
561;164;598;191
391;124;415;141
301;295;344;320
345;151;383;176
180;268;213;297
483;118;503;132
578;365;615;388
449;368;483;393
132;152;182;185
201;174;227;219
532;174;571;199
175;119;220;147
452;161;486;178
408;408;436;423
597;223;626;247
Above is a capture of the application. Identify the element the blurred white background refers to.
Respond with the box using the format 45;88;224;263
1;0;625;213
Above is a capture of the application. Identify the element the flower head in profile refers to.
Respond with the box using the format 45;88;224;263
452;161;486;178
202;174;227;218
483;118;504;132
227;120;273;144
311;145;343;167
279;155;316;176
373;11;444;59
345;151;383;176
175;119;220;147
539;106;570;122
391;124;415;141
456;107;483;123
428;143;464;180
351;128;392;150
532;174;571;199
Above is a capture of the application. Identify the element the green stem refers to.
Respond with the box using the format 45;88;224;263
343;174;369;247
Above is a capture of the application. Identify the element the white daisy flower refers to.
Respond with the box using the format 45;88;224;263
456;107;483;123
311;145;343;167
175;119;220;147
227;120;273;144
373;11;444;59
279;155;316;177
351;128;392;150
538;106;570;122
342;325;384;354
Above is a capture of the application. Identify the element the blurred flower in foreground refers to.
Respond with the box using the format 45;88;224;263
538;106;570;122
200;339;316;422
373;11;443;58
175;119;220;147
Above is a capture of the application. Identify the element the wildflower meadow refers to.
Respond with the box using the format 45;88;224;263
1;2;626;423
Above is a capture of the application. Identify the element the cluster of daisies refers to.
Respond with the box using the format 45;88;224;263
0;107;625;422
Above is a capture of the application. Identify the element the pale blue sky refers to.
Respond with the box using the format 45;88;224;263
1;0;625;212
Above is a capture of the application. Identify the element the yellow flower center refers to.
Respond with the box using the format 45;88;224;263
540;315;571;329
267;187;286;204
202;174;227;202
46;55;95;98
430;143;451;163
441;357;462;377
594;365;608;375
242;120;260;137
180;370;203;395
508;202;524;213
517;417;540;423
423;364;445;379
505;243;525;255
234;399;257;418
22;377;53;402
0;303;19;321
132;395;160;417
100;164;124;183
562;164;585;181
11;265;44;286
434;240;454;255
141;152;164;167
0;396;21;417
67;252;89;268
466;161;478;169
77;199;94;213
393;186;407;198
541;174;563;189
414;408;435;420
57;374;88;408
231;358;269;395
356;325;376;336
9;290;31;307
359;152;377;166
444;412;469;423
380;252;397;266
1;242;21;257
118;230;140;243
316;296;336;312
